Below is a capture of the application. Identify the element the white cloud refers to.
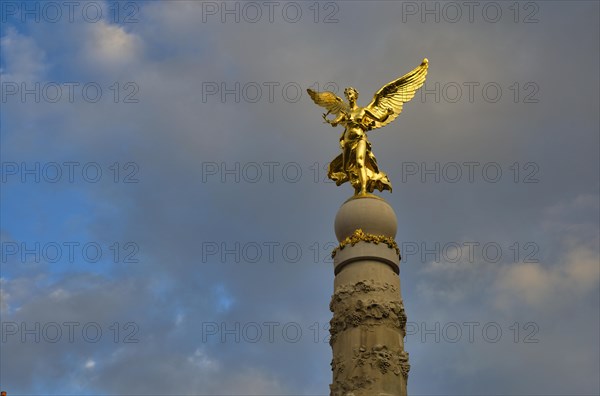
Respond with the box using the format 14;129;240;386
493;194;599;311
49;288;71;301
187;348;219;371
415;195;599;312
494;245;599;310
216;367;288;395
85;359;96;369
175;312;184;326
80;22;143;69
0;27;46;81
0;278;10;314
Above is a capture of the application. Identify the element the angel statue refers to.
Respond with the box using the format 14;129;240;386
307;58;428;195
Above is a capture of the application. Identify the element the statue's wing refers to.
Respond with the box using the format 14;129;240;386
366;58;428;130
307;89;349;116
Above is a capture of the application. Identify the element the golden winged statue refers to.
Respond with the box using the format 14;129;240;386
308;58;428;195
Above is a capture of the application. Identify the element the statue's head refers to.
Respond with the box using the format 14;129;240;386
344;87;358;102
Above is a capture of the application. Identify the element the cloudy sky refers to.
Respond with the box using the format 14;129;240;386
1;1;599;395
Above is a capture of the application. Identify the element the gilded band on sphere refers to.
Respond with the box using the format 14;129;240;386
331;228;401;259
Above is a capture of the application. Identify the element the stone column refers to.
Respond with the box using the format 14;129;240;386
329;195;409;396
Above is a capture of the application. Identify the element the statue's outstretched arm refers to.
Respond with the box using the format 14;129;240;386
327;112;345;127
